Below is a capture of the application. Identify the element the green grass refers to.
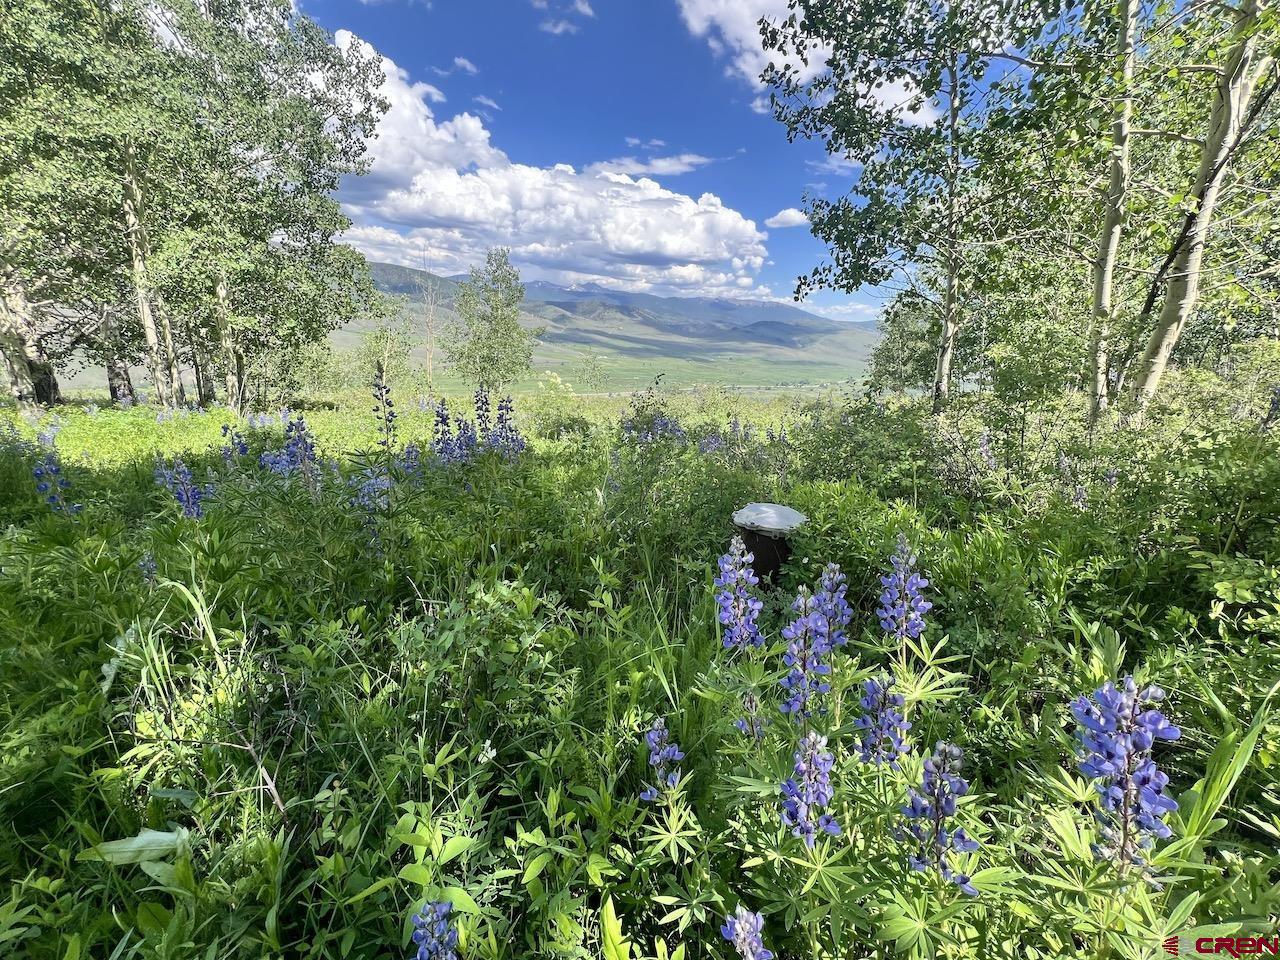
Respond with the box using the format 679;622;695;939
1;385;1277;960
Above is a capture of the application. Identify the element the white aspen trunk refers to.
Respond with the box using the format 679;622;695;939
215;271;244;412
100;306;136;404
1;283;38;409
1132;0;1273;406
158;307;185;406
422;280;438;397
122;136;174;407
106;355;135;404
193;340;217;406
932;280;959;414
1088;0;1138;421
31;344;61;406
931;59;963;415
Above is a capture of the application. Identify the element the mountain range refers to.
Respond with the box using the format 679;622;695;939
353;260;880;389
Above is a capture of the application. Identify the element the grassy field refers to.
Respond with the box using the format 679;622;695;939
1;381;1278;960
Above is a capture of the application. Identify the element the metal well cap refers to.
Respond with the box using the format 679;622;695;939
732;502;808;538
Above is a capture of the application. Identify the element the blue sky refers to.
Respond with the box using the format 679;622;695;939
299;0;883;321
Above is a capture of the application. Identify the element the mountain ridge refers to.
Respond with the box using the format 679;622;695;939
361;259;878;388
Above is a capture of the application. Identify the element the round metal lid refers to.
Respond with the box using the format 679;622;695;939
732;502;808;537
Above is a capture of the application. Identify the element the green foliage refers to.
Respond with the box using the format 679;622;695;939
356;311;417;387
444;249;541;390
0;375;1277;959
0;0;387;408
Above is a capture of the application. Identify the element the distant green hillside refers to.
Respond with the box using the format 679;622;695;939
358;261;879;391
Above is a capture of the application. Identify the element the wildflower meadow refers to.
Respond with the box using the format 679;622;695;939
0;377;1277;960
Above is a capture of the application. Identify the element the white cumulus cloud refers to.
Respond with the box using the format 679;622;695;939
675;0;804;85
765;207;808;229
539;18;578;35
334;32;770;297
675;0;937;123
586;153;714;177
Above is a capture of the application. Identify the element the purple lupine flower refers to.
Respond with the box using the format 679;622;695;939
453;417;478;462
720;905;774;960
1104;467;1119;490
901;742;980;896
780;731;841;848
779;587;833;721
373;370;397;449
1071;677;1181;867
138;553;158;584
977;430;997;471
716;537;764;650
698;433;726;454
483;394;526;458
36;419;63;449
399;443;424;479
349;468;391;531
259;416;317;479
33;450;82;515
220;423;249;464
474;387;492;440
1071;484;1088;510
155;459;213;519
856;675;911;768
877;534;932;643
432;400;456;463
622;414;686;445
639;717;684;802
410;901;459;960
814;562;853;647
734;691;767;740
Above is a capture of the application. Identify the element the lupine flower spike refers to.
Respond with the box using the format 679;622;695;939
977;430;997;471
350;469;392;547
856;675;911;768
32;426;81;515
221;424;249;464
1071;676;1180;867
815;562;853;646
34;451;82;514
640;717;684;802
780;731;841;848
155;458;214;519
492;395;526;456
720;905;774;960
734;691;767;740
901;742;980;895
260;416;317;478
410;901;459;960
877;533;932;643
373;370;397;449
474;387;492;439
716;537;764;650
779;587;833;721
